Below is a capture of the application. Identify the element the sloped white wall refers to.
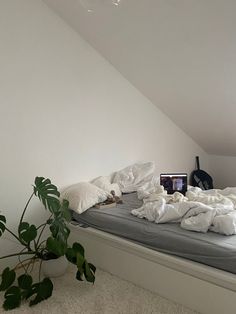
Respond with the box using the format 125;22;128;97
209;155;236;189
0;0;208;267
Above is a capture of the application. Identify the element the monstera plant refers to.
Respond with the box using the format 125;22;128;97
0;177;95;310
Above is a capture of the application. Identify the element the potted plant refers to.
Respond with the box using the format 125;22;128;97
0;177;96;310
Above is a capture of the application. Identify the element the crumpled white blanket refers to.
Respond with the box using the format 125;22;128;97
137;175;163;199
112;162;155;193
132;185;236;235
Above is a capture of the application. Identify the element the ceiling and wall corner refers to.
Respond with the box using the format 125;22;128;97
43;0;236;156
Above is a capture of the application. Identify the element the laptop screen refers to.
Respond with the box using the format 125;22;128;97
160;173;187;195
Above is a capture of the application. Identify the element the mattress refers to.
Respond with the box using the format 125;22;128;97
71;192;236;274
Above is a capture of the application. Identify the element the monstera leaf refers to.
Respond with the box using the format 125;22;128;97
0;215;6;237
60;199;71;222
18;222;37;244
49;217;70;243
66;242;84;265
0;268;16;292
26;278;53;306
66;243;96;283
18;274;33;300
66;243;85;277
18;274;33;290
83;261;96;283
33;177;60;213
47;199;70;246
3;286;21;310
76;261;96;284
46;237;67;257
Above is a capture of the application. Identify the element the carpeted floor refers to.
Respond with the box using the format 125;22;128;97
0;267;198;314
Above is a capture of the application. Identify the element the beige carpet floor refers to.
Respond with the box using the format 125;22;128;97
0;267;198;314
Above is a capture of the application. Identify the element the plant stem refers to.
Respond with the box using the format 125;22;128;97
37;240;46;251
5;227;22;243
15;192;35;251
0;251;36;260
5;226;32;252
14;256;34;272
33;240;37;251
16;247;28;273
27;256;36;273
15;247;31;273
36;223;46;230
38;259;43;281
19;192;34;231
36;214;52;248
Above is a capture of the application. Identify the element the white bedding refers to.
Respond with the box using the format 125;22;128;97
112;162;155;193
132;185;236;235
62;159;236;235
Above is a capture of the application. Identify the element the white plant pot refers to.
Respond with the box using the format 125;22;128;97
42;255;68;278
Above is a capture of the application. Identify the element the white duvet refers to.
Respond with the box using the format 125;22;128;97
112;162;155;193
132;185;236;235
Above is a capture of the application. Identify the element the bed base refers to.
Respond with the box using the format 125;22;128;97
69;224;236;314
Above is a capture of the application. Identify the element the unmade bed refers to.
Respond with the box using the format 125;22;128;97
71;192;236;274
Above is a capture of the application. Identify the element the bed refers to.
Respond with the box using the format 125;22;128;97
69;192;236;314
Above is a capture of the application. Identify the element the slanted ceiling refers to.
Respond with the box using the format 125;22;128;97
44;0;236;156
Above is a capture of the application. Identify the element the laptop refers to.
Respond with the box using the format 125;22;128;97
160;173;187;195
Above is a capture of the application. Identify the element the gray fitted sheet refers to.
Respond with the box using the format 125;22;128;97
72;192;236;274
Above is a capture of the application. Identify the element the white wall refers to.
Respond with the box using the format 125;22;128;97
209;155;236;189
43;0;236;158
0;0;208;266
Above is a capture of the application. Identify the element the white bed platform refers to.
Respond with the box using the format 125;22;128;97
69;224;236;314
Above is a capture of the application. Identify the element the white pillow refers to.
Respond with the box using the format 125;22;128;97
61;182;108;214
91;176;121;197
112;162;155;193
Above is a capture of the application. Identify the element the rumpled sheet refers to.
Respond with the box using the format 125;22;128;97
132;185;236;235
112;162;155;193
